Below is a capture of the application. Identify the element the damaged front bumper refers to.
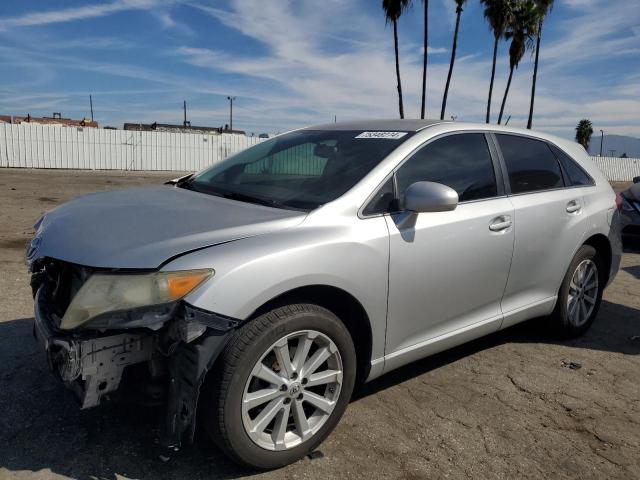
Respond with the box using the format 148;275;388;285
32;283;241;448
34;287;155;408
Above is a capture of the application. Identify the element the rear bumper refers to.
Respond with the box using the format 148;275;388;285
34;287;154;408
607;210;624;287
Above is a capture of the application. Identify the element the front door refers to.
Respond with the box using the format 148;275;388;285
384;133;514;368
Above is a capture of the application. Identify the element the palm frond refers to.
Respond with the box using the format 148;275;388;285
382;0;413;23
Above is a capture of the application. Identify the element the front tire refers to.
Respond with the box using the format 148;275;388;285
203;304;356;470
551;245;604;338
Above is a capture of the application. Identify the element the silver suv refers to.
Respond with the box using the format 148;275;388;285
27;120;622;469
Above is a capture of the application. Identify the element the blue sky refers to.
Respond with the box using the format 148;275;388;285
0;0;638;139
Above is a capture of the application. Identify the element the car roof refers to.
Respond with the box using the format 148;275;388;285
299;119;578;152
301;119;449;132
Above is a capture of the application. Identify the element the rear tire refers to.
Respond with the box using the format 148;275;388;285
202;304;356;470
550;245;604;338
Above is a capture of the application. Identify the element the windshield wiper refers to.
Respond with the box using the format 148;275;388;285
221;191;290;209
165;173;194;186
174;180;301;210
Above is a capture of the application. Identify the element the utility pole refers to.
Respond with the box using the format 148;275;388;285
183;100;188;127
599;129;604;156
89;95;94;122
227;96;236;131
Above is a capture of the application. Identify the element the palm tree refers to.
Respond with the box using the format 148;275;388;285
575;119;594;150
383;0;412;119
440;0;467;120
420;0;429;119
480;0;513;124
527;0;554;129
497;0;537;125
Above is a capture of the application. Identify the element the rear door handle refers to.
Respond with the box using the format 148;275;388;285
566;200;582;214
489;216;512;232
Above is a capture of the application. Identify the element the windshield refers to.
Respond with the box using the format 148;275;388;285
182;129;413;210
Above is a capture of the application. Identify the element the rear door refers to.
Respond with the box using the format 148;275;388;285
494;134;589;326
384;132;514;362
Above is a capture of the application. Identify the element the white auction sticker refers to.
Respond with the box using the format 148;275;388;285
355;131;408;139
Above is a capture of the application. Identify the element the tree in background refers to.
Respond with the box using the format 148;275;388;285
497;0;537;124
527;0;554;129
575;119;594;150
440;0;467;120
480;0;514;124
383;0;413;119
420;0;429;119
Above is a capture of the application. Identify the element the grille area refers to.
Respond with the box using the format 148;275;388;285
31;259;92;326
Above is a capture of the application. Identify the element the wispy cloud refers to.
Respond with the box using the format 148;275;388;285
0;0;162;31
0;0;637;137
171;0;640;136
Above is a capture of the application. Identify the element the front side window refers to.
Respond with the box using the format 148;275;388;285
183;130;412;210
496;134;564;194
395;133;498;204
363;177;397;215
549;144;594;187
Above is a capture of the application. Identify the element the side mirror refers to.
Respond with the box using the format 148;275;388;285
633;176;640;184
404;181;458;213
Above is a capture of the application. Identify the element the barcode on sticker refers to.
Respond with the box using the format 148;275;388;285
355;131;408;139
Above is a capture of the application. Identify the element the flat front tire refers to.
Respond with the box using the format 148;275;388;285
202;304;356;470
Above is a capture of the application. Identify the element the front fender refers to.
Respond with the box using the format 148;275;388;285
162;219;390;360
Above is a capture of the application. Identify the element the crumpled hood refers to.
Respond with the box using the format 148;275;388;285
30;186;305;269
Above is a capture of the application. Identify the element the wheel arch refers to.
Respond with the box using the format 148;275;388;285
250;285;373;385
583;233;612;284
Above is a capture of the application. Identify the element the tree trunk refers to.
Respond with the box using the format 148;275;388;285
497;66;514;125
486;35;499;124
527;22;543;129
440;5;462;120
421;0;429;119
393;20;404;119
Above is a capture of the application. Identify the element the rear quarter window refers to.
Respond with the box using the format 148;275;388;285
496;134;564;194
549;144;595;187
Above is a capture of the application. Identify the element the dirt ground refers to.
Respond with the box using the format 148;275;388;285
0;168;638;480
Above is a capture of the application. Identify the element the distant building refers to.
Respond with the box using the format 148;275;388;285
0;113;98;128
123;122;246;136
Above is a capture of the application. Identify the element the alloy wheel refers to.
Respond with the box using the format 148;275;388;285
241;330;343;451
567;259;599;328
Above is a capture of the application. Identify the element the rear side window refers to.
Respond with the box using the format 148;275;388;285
395;133;498;203
496;134;564;194
549;144;594;187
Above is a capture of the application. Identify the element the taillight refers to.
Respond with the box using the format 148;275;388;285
615;193;623;210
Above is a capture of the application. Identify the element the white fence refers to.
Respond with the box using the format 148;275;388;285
0;123;263;172
590;156;640;182
2;123;640;181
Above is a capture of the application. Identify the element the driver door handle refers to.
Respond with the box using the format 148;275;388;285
489;216;512;232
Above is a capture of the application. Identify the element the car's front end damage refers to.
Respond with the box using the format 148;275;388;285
29;256;241;448
23;185;306;448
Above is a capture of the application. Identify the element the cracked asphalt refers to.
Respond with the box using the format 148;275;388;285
0;169;638;480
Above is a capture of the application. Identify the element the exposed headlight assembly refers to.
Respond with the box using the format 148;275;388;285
60;269;213;330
